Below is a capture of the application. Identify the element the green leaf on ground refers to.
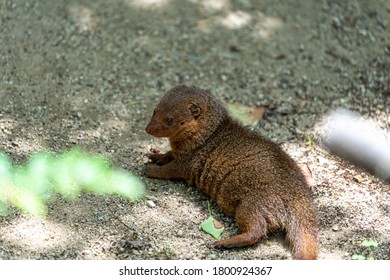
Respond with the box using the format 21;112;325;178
200;216;224;240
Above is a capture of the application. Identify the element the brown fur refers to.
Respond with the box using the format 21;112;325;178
145;85;319;260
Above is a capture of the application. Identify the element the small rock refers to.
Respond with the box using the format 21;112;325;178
177;229;184;237
332;225;341;232
146;200;156;208
317;156;329;165
353;175;365;183
332;17;342;28
132;249;141;255
336;169;346;176
208;253;217;259
263;123;272;131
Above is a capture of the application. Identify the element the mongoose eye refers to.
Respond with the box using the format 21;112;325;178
166;117;174;126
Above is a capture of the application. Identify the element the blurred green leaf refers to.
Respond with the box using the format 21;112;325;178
109;170;145;200
0;148;145;216
26;152;55;201
352;254;366;260
51;150;82;199
0;200;9;216
361;240;378;248
13;188;47;216
73;155;111;193
0;152;12;179
0;152;13;204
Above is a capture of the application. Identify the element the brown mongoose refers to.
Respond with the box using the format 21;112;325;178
145;85;319;260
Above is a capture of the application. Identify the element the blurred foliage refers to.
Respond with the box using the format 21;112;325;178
351;240;379;260
0;149;145;216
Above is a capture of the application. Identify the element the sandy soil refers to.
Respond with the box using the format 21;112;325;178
0;0;389;259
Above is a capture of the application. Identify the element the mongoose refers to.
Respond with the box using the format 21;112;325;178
145;85;319;260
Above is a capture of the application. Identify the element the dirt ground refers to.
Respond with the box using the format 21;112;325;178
0;0;389;260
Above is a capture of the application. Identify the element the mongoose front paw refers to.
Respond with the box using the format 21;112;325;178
147;152;163;164
146;149;173;165
145;164;162;178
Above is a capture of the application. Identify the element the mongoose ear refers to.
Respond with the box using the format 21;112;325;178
189;103;201;118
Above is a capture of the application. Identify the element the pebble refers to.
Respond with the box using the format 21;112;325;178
336;169;346;176
176;229;184;237
208;253;217;259
353;175;365;183
332;225;341;232
332;17;342;28
146;200;156;208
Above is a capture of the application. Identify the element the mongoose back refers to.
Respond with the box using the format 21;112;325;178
145;85;319;260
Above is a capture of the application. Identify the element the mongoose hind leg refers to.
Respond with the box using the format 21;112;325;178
215;210;267;248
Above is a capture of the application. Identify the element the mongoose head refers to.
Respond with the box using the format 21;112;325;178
145;85;226;141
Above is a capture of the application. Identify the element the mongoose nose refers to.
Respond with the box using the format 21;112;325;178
145;126;151;134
